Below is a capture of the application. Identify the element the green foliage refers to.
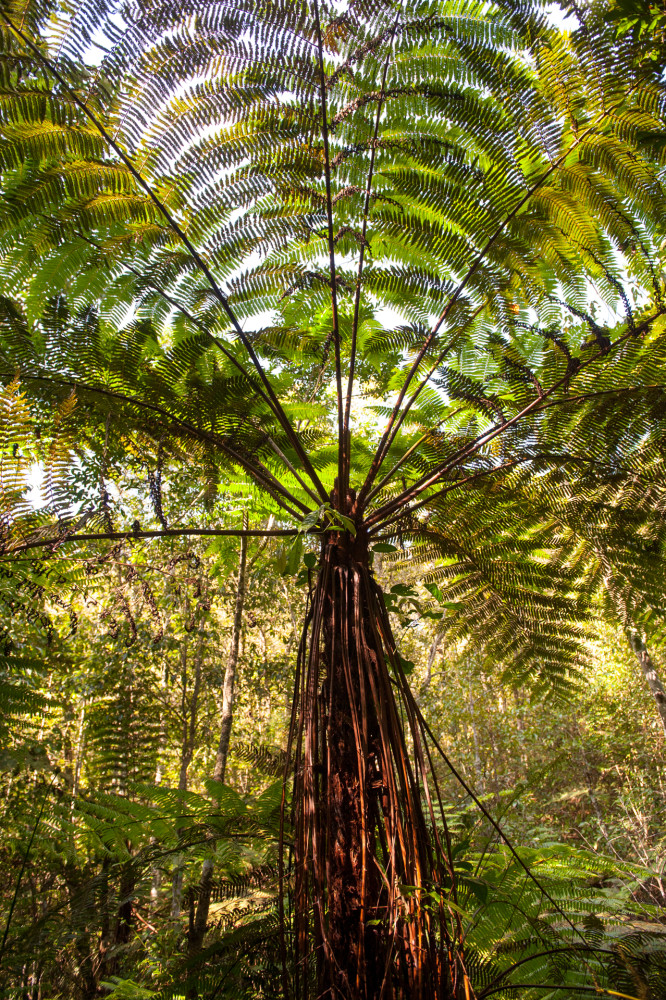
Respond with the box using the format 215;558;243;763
0;0;665;694
1;0;666;995
610;0;666;64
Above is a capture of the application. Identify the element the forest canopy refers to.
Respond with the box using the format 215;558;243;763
1;0;666;997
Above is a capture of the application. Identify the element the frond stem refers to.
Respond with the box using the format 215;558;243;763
367;459;520;534
366;313;660;526
0;11;327;503
479;947;615;997
357;93;638;506
365;411;464;504
73;230;297;429
3;527;301;557
3;371;309;518
266;436;323;505
313;0;344;500
481;989;635;999
366;302;487;488
343;14;400;496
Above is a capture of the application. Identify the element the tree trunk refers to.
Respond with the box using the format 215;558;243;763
114;864;134;957
420;629;442;696
172;635;204;918
186;531;248;990
213;529;248;785
467;669;484;793
626;629;666;737
603;569;666;737
151;662;169;912
288;527;460;1000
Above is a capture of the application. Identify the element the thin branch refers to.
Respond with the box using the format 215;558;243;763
481;988;637;999
327;20;403;91
313;0;344;500
410;706;593;954
86;233;329;500
478;947;614;997
0;10;328;503
0;775;55;964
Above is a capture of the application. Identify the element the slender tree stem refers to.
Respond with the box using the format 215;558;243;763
627;630;666;736
188;523;249;987
603;569;666;737
266;437;324;506
214;533;248;785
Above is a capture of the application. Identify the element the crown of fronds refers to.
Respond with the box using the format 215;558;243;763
1;0;665;679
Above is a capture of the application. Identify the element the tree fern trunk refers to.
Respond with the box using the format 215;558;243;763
289;529;457;1000
320;545;383;996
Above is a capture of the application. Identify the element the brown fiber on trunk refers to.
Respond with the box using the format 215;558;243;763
284;521;468;1000
323;537;383;997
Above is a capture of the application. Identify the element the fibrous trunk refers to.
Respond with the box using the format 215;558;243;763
283;530;466;1000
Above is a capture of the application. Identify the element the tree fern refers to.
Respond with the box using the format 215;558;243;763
1;0;666;996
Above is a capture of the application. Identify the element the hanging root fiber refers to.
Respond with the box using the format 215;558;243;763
281;527;473;1000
